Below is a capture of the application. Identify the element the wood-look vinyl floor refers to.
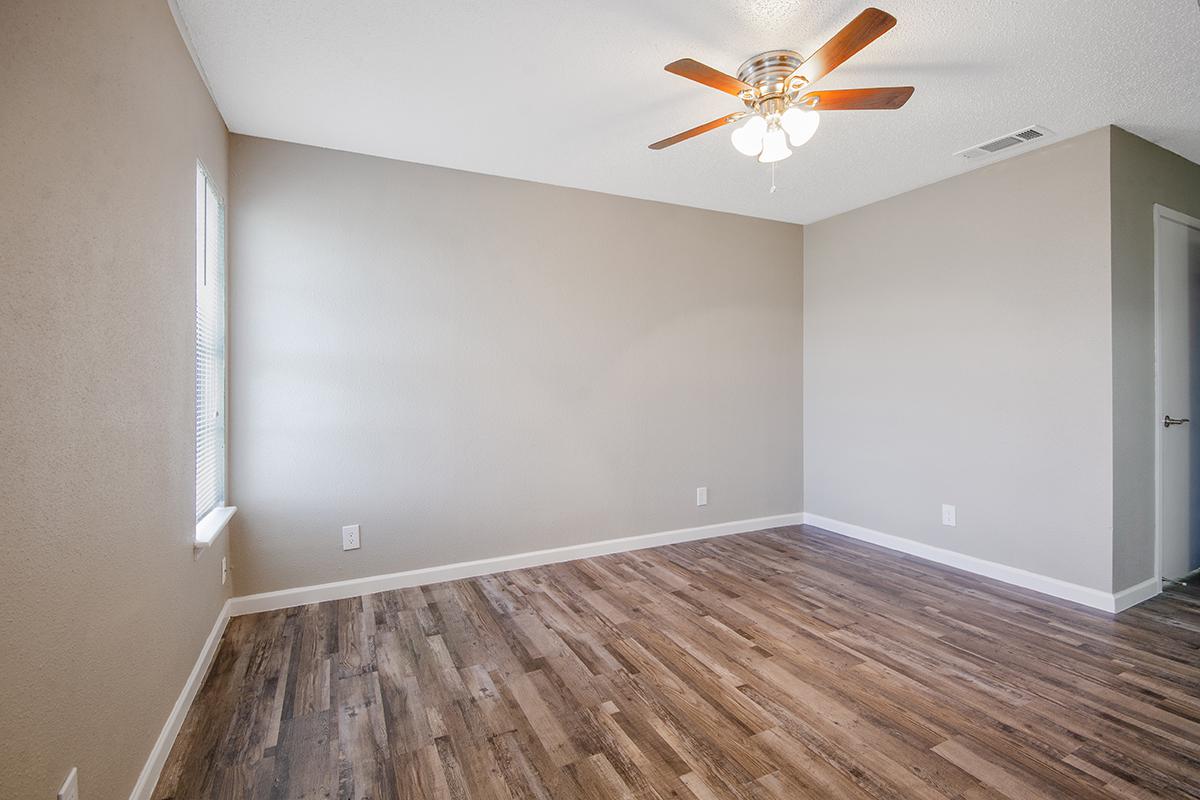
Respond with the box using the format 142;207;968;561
153;525;1200;799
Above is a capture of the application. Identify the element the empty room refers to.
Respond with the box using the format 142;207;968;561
5;0;1200;798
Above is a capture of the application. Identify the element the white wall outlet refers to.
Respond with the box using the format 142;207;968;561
342;524;361;551
58;767;79;800
221;556;229;585
942;504;957;527
696;487;708;507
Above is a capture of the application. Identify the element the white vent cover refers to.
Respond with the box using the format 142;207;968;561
955;126;1055;159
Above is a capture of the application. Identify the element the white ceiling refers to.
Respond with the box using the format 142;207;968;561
175;0;1200;224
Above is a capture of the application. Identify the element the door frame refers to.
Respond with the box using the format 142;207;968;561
1153;203;1200;584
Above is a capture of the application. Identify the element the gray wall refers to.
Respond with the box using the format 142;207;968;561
0;0;232;798
803;129;1115;592
227;136;805;595
1111;127;1200;590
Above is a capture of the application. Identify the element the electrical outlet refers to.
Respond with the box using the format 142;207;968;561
58;767;79;800
942;504;957;527
221;556;229;585
342;524;361;551
696;487;708;507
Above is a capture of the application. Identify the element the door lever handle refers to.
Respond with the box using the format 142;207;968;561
1164;415;1190;427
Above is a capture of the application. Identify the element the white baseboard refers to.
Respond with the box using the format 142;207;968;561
228;512;806;616
129;598;232;800
802;513;1160;614
1111;576;1162;613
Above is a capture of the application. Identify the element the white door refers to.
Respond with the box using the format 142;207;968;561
1158;209;1200;581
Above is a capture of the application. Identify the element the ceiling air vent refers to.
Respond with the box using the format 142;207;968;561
955;126;1054;159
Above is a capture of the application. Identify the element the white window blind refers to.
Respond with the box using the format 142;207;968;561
196;163;227;523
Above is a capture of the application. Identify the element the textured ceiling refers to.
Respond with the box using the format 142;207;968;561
174;0;1200;224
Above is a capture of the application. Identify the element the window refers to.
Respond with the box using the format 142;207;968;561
195;162;229;538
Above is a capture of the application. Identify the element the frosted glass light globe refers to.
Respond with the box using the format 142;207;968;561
780;106;820;147
730;116;768;156
757;125;792;163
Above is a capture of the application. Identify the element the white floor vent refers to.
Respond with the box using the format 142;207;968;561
955;126;1054;159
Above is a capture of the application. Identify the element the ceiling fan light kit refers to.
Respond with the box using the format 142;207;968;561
649;7;914;166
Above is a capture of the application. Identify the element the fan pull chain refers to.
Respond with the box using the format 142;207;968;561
770;162;777;194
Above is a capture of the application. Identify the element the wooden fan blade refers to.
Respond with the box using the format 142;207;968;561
648;113;745;150
664;58;752;96
787;7;897;88
801;86;913;110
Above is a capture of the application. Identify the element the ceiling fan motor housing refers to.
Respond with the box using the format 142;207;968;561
736;49;806;112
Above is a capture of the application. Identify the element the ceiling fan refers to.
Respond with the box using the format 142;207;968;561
649;7;913;163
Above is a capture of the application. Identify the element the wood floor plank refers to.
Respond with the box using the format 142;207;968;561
153;525;1200;799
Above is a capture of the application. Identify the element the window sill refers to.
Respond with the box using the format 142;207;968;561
195;506;237;550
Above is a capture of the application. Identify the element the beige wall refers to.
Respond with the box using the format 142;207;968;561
227;135;805;594
803;129;1116;592
1110;127;1200;590
0;1;231;797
